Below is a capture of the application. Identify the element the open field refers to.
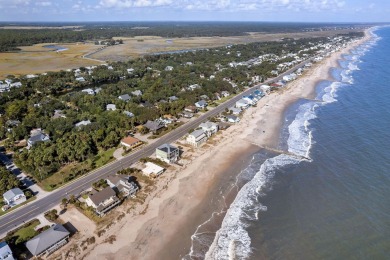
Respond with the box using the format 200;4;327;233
0;29;361;79
91;29;363;61
0;26;83;29
0;42;103;79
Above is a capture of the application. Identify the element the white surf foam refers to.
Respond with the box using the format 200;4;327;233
287;102;318;158
205;155;300;260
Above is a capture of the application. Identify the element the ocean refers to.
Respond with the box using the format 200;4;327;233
188;26;390;259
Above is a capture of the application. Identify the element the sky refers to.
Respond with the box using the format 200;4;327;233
0;0;389;22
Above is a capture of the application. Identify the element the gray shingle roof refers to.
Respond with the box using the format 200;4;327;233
25;224;69;256
157;144;178;154
3;188;24;202
88;187;116;206
119;94;131;101
189;129;205;138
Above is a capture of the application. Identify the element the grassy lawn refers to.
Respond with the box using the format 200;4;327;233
40;162;80;191
92;148;116;168
39;148;116;191
11;219;40;244
0;197;37;217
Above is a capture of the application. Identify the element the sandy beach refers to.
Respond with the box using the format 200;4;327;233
51;30;371;260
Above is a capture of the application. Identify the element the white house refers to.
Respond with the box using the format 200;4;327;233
235;99;250;109
75;120;91;128
127;68;135;74
195;100;208;109
188;84;201;91
0;242;14;260
221;91;230;97
86;187;120;216
227;115;240;123
123;111;134;118
156;144;180;163
106;175;139;198
75;77;86;82
186;129;207;147
106;104;116;111
131;90;142;96
260;85;271;94
229;107;242;115
27;131;50;148
118;94;131;102
165;66;174;71
142;162;165;177
199;121;219;137
81;88;95;95
3;188;26;207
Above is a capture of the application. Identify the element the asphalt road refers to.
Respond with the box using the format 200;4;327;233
0;59;311;235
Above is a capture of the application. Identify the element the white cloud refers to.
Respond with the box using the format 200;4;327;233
36;1;52;6
99;0;173;8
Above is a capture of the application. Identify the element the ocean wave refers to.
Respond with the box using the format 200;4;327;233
287;102;318;158
205;155;300;260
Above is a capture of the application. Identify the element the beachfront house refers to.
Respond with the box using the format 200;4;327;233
260;85;271;94
0;242;14;260
106;175;139;198
199;121;219;137
186;129;207;147
195;100;208;109
227;115;240;123
142;162;165;177
229;107;242;115
3;188;26;207
235;99;250;109
156;144;180;164
120;136;143;149
86;187;121;216
25;224;70;257
243;95;258;105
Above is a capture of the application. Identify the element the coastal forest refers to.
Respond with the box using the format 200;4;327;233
0;22;362;52
0;33;362;188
